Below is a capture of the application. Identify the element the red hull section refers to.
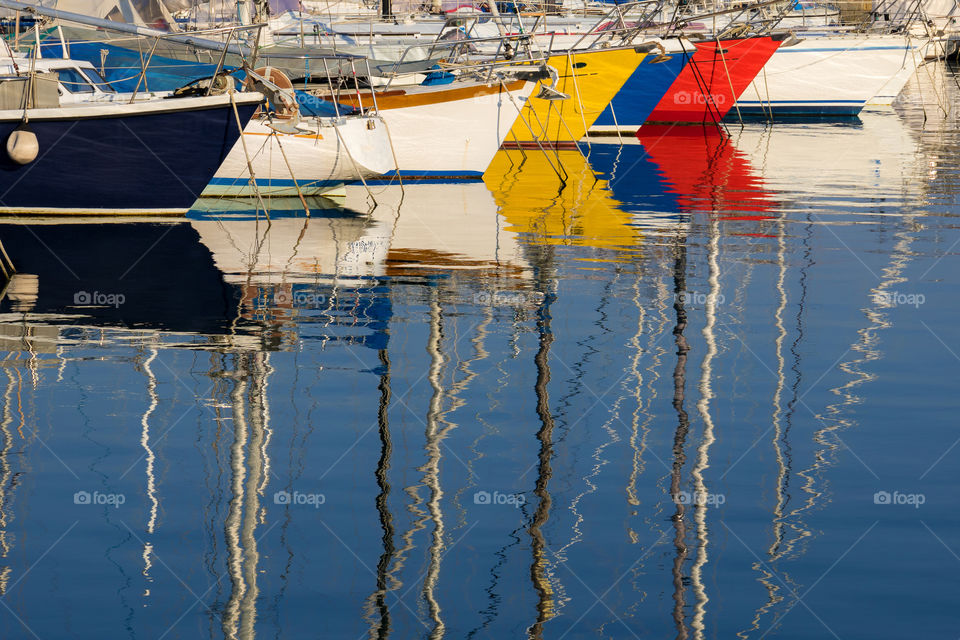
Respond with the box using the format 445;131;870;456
646;37;781;123
635;124;775;218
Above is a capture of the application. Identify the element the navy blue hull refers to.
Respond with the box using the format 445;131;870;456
0;100;257;212
729;104;864;118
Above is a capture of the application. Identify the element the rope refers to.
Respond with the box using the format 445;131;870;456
716;35;743;123
332;120;378;207
271;129;311;215
229;89;268;215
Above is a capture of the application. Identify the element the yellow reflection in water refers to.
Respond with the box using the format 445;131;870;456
483;149;642;258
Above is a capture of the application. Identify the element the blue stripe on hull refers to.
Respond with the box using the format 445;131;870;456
594;54;691;128
0;102;256;212
730;102;864;117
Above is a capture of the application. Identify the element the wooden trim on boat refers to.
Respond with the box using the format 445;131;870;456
339;79;528;110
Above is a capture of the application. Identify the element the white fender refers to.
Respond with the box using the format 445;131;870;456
7;128;38;165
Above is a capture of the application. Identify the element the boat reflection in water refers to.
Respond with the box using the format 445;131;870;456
632;125;774;220
483;148;645;257
729;109;921;217
0;182;548;638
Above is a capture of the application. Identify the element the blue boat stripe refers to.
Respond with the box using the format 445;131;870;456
737;99;865;104
207;178;341;187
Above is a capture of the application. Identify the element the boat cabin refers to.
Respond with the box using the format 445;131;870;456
0;58;139;104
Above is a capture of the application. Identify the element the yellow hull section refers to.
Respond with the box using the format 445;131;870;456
507;48;646;144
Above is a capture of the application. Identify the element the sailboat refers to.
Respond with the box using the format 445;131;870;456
734;32;927;116
0;65;262;213
202;67;396;197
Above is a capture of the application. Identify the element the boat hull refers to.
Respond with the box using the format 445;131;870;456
507;47;647;143
645;37;782;124
0;94;260;214
733;34;922;116
203;114;394;197
342;79;535;178
591;48;690;132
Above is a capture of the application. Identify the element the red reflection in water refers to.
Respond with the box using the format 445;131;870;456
636;124;776;220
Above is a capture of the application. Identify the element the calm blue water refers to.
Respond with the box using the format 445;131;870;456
0;65;957;640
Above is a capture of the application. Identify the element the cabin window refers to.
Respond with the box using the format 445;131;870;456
80;68;115;93
56;68;95;93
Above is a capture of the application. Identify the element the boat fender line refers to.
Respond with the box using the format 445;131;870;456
7;124;37;165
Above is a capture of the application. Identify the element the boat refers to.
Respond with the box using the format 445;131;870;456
10;34;396;197
0;53;168;102
204;109;394;196
19;8;535;180
733;32;926;116
640;35;785;124
203;67;395;197
584;2;791;129
336;74;537;178
0;67;262;213
504;46;648;145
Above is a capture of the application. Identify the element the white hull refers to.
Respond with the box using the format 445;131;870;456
734;34;925;116
204;114;394;197
372;80;535;178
